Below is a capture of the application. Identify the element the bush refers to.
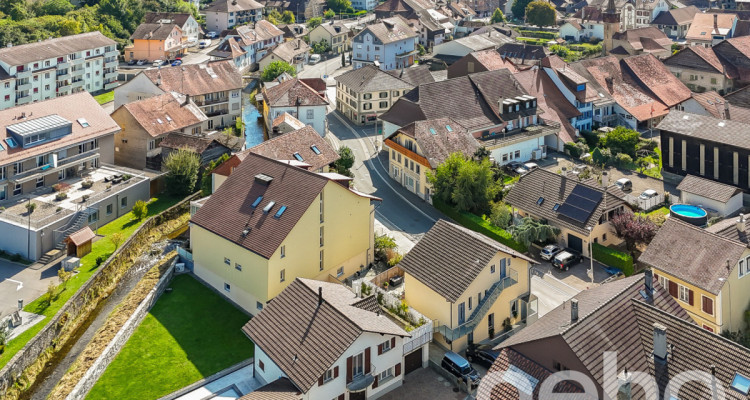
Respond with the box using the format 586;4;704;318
591;147;611;165
81;180;94;189
132;200;148;220
588;36;601;45
592;243;634;276
122;174;132;181
489;202;512;229
518;30;557;39
55;192;68;201
95;254;110;267
637;139;658;152
388;253;404;266
614;153;633;167
433;198;527;252
564;142;581;158
10;253;22;262
53;182;71;192
580;130;601;148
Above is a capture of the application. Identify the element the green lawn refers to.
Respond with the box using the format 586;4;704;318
93;90;114;105
86;274;254;400
0;195;183;369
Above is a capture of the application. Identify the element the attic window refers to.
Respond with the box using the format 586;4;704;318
5;138;18;149
157;118;163;124
166;115;173;122
293;152;304;162
553;203;560;211
274;205;287;219
311;145;321;155
429;128;437;135
263;201;276;214
77;118;90;128
446;125;453;132
0;142;4;151
537;197;544;206
251;196;263;208
731;373;750;395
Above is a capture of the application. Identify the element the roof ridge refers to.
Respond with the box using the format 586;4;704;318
667;216;746;248
561;276;642;335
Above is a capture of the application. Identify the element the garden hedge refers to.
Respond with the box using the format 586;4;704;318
592;243;634;276
433;198;527;253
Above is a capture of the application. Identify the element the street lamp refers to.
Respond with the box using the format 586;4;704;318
587;226;594;286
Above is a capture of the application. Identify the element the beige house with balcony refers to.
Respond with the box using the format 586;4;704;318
663;45;736;95
334;65;414;126
309;21;351;55
113;60;243;131
111;92;207;170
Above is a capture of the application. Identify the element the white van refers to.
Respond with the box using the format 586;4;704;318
309;54;321;64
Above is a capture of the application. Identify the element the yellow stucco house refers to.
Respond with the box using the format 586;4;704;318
384;118;478;204
190;153;380;315
399;220;537;352
640;217;750;334
504;169;629;257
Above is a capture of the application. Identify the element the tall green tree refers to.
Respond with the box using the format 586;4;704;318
525;0;556;26
490;8;506;23
511;0;533;19
324;9;335;18
261;60;297;81
326;0;352;13
307;16;323;29
428;153;500;213
163;148;200;196
511;217;560;247
200;153;230;196
601;126;640;157
333;146;355;176
281;10;295;23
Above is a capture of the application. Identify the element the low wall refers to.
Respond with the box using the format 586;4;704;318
0;192;201;397
370;266;404;288
65;256;178;400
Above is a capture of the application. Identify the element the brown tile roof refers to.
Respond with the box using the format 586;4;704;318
243;278;408;391
622;54;691;107
334;65;414;94
260;39;310;64
191;153;329;258
247;125;339;171
665;45;731;77
208;36;247;59
639;218;745;294
388;118;477;168
386;65;436;86
130;23;180;41
686;13;737;41
142;60;243;96
686;91;750;123
211;153;244;177
271;112;306;130
677;174;743;203
316;20;351;37
470;49;520;72
504;168;626;236
706;214;750;246
358;16;417;44
204;0;263;12
0;32;116;67
613;27;672;51
143;12;195;27
725;84;750;108
239;378;301;400
119;92;206;138
66;226;95;246
497;43;547;63
0;92;120;166
235;21;285;46
263;78;329;107
651;5;700;26
513;67;579;143
374;0;411;13
399;220;536;303
160;132;227;154
656;110;750;151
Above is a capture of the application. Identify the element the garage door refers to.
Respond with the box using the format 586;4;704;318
567;234;583;253
404;347;423;375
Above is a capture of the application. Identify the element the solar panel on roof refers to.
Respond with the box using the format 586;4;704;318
556;184;604;224
557;203;589;223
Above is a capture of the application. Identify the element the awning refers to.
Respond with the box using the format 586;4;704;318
347;374;375;392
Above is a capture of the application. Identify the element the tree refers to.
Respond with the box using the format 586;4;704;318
281;10;295;23
427;152;500;214
261;60;297;81
474;146;490;160
511;0;533;19
324;9;335;19
525;0;555;26
333;146;355;176
610;211;658;254
163;148;200;196
489;202;512;229
327;0;352;13
490;8;506;23
132;199;148;220
35;0;74;15
200;153;230;196
341;51;346;67
58;267;72;289
25;202;36;214
311;39;331;54
417;43;426;56
267;9;281;24
374;233;397;260
511;217;560;247
307;16;323;29
601;126;640;157
109;232;125;250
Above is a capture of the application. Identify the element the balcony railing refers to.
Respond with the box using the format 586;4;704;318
70;58;85;65
104;81;119;90
104;72;118;80
594;114;617;123
195;97;229;106
57;84;72;93
435;269;518;342
16;82;32;91
16;70;31;79
104;59;118;68
71;80;85;89
205;108;229;117
57;61;70;69
105;50;119;58
16;95;32;105
12;150;100;184
57;72;71;81
478;121;561;149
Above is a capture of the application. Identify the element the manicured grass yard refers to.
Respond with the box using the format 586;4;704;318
93;90;114;105
0;195;183;369
86;274;254;400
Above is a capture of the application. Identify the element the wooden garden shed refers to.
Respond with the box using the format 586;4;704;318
65;226;95;257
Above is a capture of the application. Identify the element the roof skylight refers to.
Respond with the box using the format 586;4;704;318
251;196;263;208
5;138;18;149
77;118;90;128
429;128;437;135
293;152;304;162
263;201;276;214
311;145;321;155
731;373;750;395
274;205;287;219
446;125;453;132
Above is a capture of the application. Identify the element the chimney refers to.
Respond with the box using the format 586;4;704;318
183;94;190;106
645;269;653;293
318;286;323;305
617;368;632;400
714;14;718;31
652;322;668;361
737;213;746;233
601;171;609;187
725;99;730;120
570;298;579;323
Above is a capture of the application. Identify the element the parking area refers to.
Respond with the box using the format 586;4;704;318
0;259;60;319
379;367;468;400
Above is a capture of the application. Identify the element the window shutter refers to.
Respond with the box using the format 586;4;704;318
668;281;678;298
365;348;371;374
346;356;353;383
395;363;401;377
688;289;694;306
391;337;396;349
703;296;714;315
378;343;383;355
318;375;324;386
338;395;344;400
373;375;379;389
334;366;339;379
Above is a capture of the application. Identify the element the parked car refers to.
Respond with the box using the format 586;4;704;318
571;164;588;175
309;54;321;64
524;162;539;172
552;249;583;271
466;344;499;368
504;161;524;174
171;59;183;66
152;59;165;67
127;59;136;66
615;178;632;192
187;39;198;47
205;31;218;38
540;244;562;261
639;189;658;200
441;352;481;388
199;39;211;48
136;59;146;66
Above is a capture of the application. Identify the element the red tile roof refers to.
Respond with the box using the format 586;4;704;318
248;125;339;171
622;54;691;107
471;49;519;72
118;92;206;138
263;78;329;107
142;60;243;96
66;226;95;246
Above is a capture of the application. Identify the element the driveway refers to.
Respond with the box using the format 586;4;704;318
380;368;468;400
0;259;60;318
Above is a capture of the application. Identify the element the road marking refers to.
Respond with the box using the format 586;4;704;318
5;278;23;291
329;111;437;223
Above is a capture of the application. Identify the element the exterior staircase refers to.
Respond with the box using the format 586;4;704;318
435;269;519;342
37;212;88;265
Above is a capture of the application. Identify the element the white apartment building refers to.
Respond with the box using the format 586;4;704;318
204;0;264;33
0;32;119;110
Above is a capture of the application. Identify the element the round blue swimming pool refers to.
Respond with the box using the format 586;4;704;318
670;204;708;226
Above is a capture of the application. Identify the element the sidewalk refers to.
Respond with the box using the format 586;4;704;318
375;219;416;254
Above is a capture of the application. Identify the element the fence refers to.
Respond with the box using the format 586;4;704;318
65;256;178;400
403;322;433;355
0;192;200;397
624;193;664;212
369;266;404;288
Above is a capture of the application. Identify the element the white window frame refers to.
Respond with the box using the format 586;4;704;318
224;257;231;265
678;284;690;303
352;351;365;378
740;256;750;278
381;339;392;353
323;368;334;383
280;269;286;282
379;367;394;382
235;262;242;271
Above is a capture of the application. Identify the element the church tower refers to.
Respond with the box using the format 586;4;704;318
602;0;621;54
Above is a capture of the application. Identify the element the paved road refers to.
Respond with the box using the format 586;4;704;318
0;259;60;319
298;55;350;80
